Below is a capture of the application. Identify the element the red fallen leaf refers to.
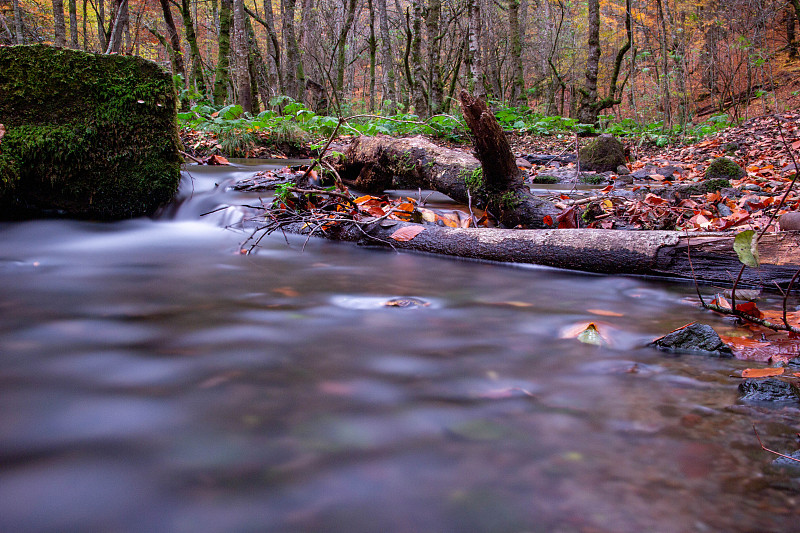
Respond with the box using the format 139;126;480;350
390;225;425;241
742;367;784;378
711;295;731;309
203;154;230;165
543;215;554;226
599;185;614;193
735;301;763;318
556;206;578;229
792;139;800;150
644;193;667;205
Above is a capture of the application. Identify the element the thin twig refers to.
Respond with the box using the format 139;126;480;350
753;424;800;464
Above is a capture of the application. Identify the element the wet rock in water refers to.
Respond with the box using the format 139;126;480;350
383;297;430;308
515;157;533;170
772;450;800;474
705;157;746;181
578;135;626;172
786;357;800;371
739;378;800;403
779;212;800;231
616;164;630;175
650;323;733;357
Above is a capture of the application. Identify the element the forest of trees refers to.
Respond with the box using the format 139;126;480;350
3;0;800;127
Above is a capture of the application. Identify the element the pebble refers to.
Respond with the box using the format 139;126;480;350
779;212;800;231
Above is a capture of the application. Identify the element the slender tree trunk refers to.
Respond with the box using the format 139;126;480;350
282;0;305;101
213;0;232;104
577;0;600;124
68;0;78;47
410;0;427;117
105;0;128;54
180;0;207;95
335;0;358;100
467;0;485;99
655;0;673;127
508;0;525;106
245;14;270;108
425;0;443;115
158;0;186;78
53;0;66;46
789;0;800;58
13;0;24;43
232;0;252;112
97;0;107;51
377;0;396;112
246;3;282;95
368;0;377;111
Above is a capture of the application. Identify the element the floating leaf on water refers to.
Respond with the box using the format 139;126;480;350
733;229;760;268
587;308;624;317
390;225;425;242
576;323;606;346
741;367;784;378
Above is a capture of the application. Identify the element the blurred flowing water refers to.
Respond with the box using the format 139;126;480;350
1;161;798;532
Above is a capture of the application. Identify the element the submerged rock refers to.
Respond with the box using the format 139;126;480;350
0;45;181;219
650;323;733;357
739;378;800;403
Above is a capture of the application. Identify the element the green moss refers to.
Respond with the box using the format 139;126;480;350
579;173;606;185
532;174;559;184
463;166;484;194
500;191;519;210
0;44;181;219
705;157;745;181
578;135;626;172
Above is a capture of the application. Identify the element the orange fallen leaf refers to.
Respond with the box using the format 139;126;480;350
390;225;425;241
587;309;624;317
741;367;784;378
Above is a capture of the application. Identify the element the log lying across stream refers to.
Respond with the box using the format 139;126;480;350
281;220;800;289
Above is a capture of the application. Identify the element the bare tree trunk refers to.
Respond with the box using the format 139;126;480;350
68;0;78;47
245;14;270;108
53;0;66;46
335;0;358;101
213;0;232;104
282;0;305;101
180;0;207;95
377;0;396;112
410;0;427;117
789;0;800;58
577;0;600;124
425;0;443;115
158;0;185;78
105;0;128;54
368;0;377;111
246;3;282;95
467;0;485;99
508;0;525;106
232;0;252;112
13;0;24;43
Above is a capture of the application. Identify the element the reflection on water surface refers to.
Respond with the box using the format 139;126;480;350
0;163;798;532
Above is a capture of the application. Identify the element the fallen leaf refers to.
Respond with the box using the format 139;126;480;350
543;215;554;226
735;301;763;318
741;367;784;378
390;225;425;241
587;309;625;317
733;229;760;268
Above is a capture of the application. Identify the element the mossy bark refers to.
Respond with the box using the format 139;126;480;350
0;44;182;219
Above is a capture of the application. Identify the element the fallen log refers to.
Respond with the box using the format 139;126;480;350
276;220;800;289
336;94;561;229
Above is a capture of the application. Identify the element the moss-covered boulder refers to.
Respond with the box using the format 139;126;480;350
578;134;626;172
704;157;745;181
0;45;181;219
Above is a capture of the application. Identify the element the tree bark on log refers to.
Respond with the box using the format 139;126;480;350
277;220;800;289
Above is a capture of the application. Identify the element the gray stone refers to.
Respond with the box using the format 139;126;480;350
650;323;733;357
616;164;630;175
739;378;800;403
779;212;800;231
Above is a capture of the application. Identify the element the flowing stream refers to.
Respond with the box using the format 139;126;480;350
1;161;798;532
